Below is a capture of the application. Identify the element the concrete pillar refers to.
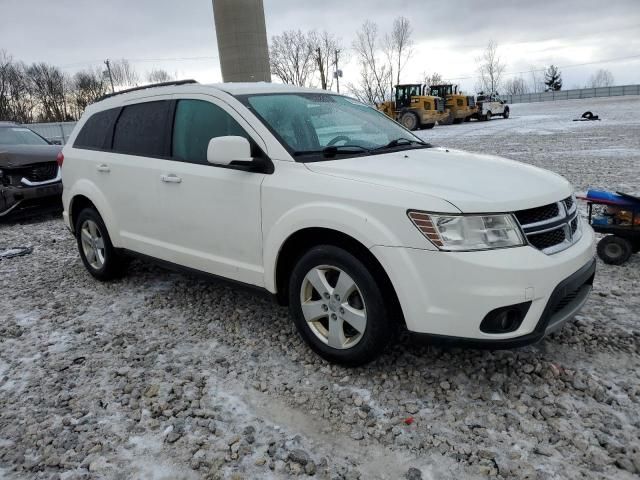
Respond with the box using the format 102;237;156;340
212;0;271;83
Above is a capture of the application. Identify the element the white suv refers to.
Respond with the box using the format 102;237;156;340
61;81;596;365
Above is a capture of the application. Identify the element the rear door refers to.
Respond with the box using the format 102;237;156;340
108;98;174;252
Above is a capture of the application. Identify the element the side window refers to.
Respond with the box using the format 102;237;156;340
172;99;250;164
73;108;120;150
113;101;170;157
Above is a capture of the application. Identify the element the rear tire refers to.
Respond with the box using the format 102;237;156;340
485;111;492;121
597;235;632;265
288;245;393;366
75;207;128;280
452;118;463;124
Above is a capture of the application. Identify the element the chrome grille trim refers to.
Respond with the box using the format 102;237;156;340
515;196;581;255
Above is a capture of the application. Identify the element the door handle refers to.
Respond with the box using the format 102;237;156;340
97;164;110;173
161;174;182;184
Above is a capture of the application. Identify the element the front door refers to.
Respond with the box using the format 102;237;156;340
151;96;268;287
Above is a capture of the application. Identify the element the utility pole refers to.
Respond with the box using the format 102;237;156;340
316;48;327;90
104;59;115;93
334;49;341;93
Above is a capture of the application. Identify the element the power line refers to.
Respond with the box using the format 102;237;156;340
60;54;219;70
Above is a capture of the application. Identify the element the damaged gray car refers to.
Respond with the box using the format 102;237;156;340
0;122;63;219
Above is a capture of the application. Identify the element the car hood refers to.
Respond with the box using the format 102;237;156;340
0;145;62;168
304;147;572;213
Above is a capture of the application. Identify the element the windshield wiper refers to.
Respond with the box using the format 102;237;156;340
293;145;372;158
374;138;431;150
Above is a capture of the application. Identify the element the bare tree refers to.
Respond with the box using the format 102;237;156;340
423;72;444;87
26;63;70;122
146;69;175;84
109;59;139;88
529;66;546;93
72;68;108;114
504;76;529;95
309;31;343;91
383;17;414;95
588;69;614;88
477;40;505;94
0;50;13;120
269;30;316;86
348;20;390;105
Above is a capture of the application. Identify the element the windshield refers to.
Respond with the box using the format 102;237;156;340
0;126;50;146
237;93;428;161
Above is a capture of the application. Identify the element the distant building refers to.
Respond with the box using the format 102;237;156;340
212;0;271;83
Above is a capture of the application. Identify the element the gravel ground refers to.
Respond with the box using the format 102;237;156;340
1;96;640;480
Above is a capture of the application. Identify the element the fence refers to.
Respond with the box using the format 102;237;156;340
28;121;77;144
500;84;640;104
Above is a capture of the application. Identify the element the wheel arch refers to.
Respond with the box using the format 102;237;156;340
67;180;119;243
273;227;405;326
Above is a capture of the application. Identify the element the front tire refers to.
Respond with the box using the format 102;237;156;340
75;207;128;280
288;245;393;366
503;107;510;119
400;111;419;131
597;235;632;265
485;111;492;121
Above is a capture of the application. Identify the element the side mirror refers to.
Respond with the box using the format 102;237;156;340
207;136;252;166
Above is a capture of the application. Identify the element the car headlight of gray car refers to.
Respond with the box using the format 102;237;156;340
408;211;525;251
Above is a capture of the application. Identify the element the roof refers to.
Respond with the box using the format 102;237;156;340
89;81;335;111
207;82;330;95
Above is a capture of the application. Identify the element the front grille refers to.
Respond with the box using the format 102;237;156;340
515;203;559;225
516;196;580;254
571;217;578;234
564;196;575;212
19;162;59;182
528;228;566;250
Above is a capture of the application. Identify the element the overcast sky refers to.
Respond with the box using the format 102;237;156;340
1;0;639;93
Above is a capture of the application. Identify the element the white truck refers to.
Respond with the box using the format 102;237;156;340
475;93;510;121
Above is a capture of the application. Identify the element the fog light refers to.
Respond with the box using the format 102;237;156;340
480;302;531;334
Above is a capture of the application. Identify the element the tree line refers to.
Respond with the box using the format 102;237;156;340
0;50;176;123
270;19;617;102
0;27;622;123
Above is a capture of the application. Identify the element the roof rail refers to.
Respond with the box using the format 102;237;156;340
98;79;198;101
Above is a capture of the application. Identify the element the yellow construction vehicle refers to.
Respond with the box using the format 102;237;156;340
428;84;477;124
377;84;448;131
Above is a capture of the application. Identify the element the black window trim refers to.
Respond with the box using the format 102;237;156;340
72;98;274;174
168;97;274;174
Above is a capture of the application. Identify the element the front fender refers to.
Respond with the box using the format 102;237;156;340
263;201;410;293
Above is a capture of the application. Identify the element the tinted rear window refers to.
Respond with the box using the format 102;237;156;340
112;101;170;157
74;109;119;149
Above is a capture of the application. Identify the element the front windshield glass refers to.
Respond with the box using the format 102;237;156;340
238;93;427;161
0;126;50;146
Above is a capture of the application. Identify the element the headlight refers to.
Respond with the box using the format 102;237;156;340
408;211;525;251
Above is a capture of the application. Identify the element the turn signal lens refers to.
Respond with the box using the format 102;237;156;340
56;151;64;167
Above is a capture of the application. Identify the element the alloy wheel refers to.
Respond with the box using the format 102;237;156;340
299;265;367;349
80;219;106;270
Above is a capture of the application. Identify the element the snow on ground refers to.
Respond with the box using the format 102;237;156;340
1;96;639;480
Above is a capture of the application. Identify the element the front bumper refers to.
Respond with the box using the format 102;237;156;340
371;222;596;344
0;181;63;218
